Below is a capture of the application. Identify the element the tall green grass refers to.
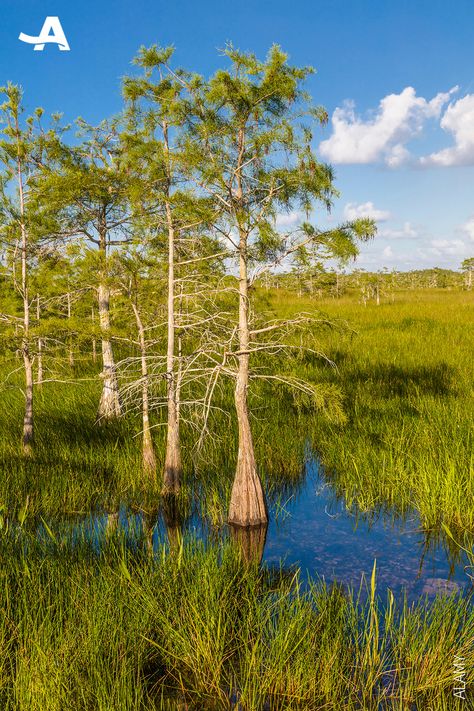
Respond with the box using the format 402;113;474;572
1;288;472;531
1;290;473;709
1;534;472;710
268;288;474;531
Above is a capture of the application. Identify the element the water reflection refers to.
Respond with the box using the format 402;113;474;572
262;457;474;600
229;523;268;565
8;455;474;602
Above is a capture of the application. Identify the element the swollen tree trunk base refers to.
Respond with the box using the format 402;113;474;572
228;459;268;527
162;405;182;494
97;379;122;421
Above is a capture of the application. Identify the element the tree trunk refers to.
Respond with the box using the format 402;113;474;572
162;200;182;494
67;291;74;366
17;121;34;455
228;236;267;527
131;302;156;478
22;347;34;455
97;282;121;420
36;295;43;388
91;306;97;363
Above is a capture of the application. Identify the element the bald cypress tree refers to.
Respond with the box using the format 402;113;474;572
122;46;215;493
0;85;49;453
39;119;134;420
188;45;375;526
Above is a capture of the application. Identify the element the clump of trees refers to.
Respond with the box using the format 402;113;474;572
0;45;375;526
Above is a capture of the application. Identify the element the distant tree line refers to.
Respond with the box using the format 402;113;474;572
267;262;474;302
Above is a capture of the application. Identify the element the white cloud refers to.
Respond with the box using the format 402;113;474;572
460;216;474;241
343;201;391;221
275;211;305;228
420;95;474;166
320;86;457;166
382;245;393;258
421;238;467;258
379;221;418;239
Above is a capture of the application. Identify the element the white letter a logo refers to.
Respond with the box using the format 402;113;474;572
19;17;70;51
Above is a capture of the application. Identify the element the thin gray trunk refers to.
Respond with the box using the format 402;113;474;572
96;220;121;421
22;345;34;454
162;200;182;493
131;302;156;478
162;122;182;494
176;284;184;425
67;291;74;366
36;294;43;388
97;282;121;420
91;306;97;363
16;119;33;454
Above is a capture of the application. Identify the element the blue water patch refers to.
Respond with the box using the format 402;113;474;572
263;457;473;601
23;455;474;602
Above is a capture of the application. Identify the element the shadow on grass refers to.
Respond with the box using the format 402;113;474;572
346;361;457;398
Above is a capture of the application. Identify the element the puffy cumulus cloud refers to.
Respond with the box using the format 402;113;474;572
379;221;418;239
343;201;391;221
382;245;394;258
320;86;457;166
275;211;305;228
420;95;474;166
419;238;468;259
460;216;474;241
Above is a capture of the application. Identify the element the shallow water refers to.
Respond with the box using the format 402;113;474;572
262;457;473;600
32;455;473;602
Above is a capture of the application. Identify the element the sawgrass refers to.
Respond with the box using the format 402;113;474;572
0;534;472;710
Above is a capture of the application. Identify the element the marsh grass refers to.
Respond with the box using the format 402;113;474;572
1;534;473;710
0;352;311;521
266;288;474;531
1;288;473;709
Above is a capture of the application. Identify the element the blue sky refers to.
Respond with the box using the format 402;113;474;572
2;0;474;270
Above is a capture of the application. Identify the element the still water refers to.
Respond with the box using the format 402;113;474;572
262;457;473;600
34;455;474;602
